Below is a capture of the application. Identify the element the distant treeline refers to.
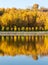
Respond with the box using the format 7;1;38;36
0;4;48;31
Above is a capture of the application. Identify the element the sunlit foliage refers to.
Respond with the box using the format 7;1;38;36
0;4;48;31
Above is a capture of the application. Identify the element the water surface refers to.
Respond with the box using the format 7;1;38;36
0;35;48;65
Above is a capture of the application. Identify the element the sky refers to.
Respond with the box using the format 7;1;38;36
0;0;48;8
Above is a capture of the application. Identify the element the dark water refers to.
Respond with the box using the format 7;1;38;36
0;35;48;65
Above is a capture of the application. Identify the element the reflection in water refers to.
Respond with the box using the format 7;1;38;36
0;35;48;60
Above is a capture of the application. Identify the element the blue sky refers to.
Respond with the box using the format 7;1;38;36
0;0;48;8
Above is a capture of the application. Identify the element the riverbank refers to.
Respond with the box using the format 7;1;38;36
0;31;48;36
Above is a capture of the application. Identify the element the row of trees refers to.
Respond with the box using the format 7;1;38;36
0;4;48;31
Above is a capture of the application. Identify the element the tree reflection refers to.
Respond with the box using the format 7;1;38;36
0;35;47;60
